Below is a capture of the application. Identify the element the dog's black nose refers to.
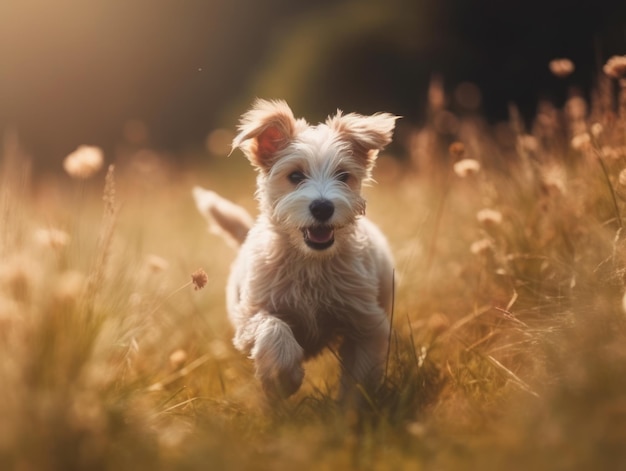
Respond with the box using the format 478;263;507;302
309;199;334;222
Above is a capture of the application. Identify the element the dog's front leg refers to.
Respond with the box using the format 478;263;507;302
338;313;390;405
243;312;304;399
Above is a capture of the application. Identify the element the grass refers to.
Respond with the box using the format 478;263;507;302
2;72;626;470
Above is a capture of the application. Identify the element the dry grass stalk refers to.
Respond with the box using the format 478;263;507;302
0;129;31;256
84;165;120;309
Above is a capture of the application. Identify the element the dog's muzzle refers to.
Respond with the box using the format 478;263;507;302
304;199;335;250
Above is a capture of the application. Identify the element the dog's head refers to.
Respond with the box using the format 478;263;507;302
232;99;397;255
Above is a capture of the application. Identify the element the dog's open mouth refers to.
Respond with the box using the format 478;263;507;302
303;226;335;250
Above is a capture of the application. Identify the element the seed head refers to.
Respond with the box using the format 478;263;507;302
169;349;188;369
477;208;503;226
191;268;208;290
103;165;117;215
590;122;603;138
448;141;465;159
63;146;104;179
470;238;493;255
541;164;567;195
549;58;575;78
570;133;591;151
619;168;626;188
603;55;626;79
453;158;481;177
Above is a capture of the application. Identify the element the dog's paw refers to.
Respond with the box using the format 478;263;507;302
248;314;305;399
260;363;304;399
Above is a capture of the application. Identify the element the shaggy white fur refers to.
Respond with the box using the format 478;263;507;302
193;99;397;402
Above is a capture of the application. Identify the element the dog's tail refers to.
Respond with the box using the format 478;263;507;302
192;186;254;247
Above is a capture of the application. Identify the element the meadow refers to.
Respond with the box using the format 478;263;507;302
2;64;626;470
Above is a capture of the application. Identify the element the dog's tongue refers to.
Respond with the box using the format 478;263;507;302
306;226;334;244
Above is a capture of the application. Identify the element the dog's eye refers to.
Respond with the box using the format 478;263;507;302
288;171;306;185
336;172;350;183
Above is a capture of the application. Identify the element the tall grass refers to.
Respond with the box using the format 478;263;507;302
2;64;626;470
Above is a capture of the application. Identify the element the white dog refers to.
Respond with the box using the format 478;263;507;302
193;99;397;402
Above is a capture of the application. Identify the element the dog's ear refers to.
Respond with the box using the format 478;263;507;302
327;111;399;165
232;99;298;170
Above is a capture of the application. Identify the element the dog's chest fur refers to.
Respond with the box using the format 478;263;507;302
240;225;380;357
270;263;345;356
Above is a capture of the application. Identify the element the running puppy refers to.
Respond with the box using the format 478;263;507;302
193;99;397;402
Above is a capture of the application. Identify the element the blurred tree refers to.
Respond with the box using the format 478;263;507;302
244;0;626;126
0;0;624;167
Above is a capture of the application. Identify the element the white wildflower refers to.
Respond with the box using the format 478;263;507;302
470;238;493;255
477;209;503;226
549;58;575;78
63;145;104;179
453;158;481;178
570;133;591;151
